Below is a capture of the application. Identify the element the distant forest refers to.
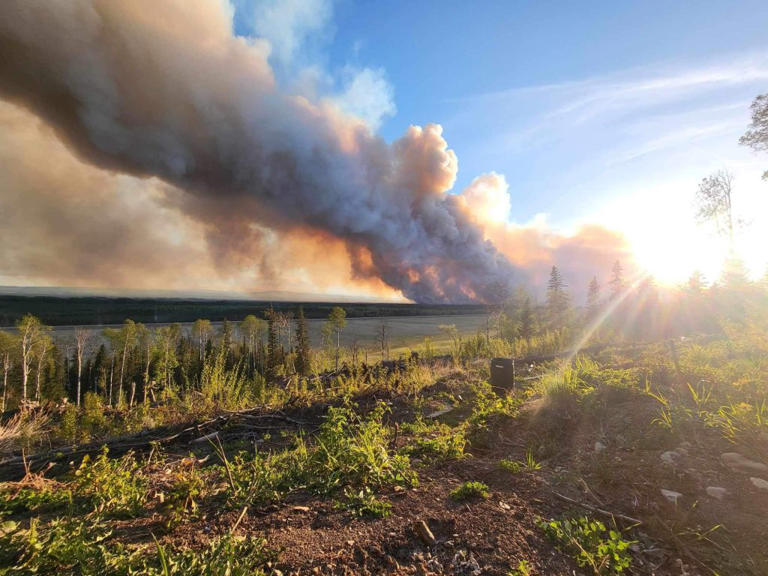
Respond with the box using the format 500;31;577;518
0;296;485;327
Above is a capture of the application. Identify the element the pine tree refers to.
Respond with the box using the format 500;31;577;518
586;276;601;319
295;306;311;376
265;306;280;380
519;297;535;340
546;266;569;323
687;270;706;293
609;260;625;300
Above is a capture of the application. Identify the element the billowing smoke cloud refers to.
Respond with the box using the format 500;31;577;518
0;101;402;299
0;0;514;303
458;173;637;303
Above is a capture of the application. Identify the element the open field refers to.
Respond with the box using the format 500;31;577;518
0;295;485;327
42;314;488;352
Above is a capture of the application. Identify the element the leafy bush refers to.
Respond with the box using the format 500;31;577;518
0;516;135;575
73;448;147;517
308;402;417;494
539;516;633;575
148;534;273;576
161;459;206;529
336;487;392;519
222;402;416;509
0;485;71;515
400;418;466;461
450;481;490;501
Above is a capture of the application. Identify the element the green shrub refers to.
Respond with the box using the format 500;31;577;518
308;402;417;494
0;516;135;575
539;516;633;575
147;534;273;576
161;460;206;529
0;485;71;515
401;418;466;461
73;447;147;517
450;481;490;501
336;487;392;519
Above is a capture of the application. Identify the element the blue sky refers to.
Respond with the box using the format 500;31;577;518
230;0;768;282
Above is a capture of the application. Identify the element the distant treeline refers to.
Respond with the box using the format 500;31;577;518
0;296;485;327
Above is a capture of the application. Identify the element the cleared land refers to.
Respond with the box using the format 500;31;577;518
2;333;767;575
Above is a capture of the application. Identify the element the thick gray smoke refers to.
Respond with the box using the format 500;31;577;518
0;0;514;303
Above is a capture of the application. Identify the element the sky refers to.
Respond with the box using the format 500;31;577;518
0;1;767;302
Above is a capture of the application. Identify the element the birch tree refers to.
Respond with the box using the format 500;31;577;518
0;331;15;412
33;328;52;403
191;319;212;361
16;314;44;406
74;328;91;407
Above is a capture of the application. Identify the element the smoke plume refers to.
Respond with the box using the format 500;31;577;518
0;0;515;303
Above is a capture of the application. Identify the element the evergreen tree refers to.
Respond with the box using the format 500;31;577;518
265;306;280;380
546;266;569;324
687;270;706;293
609;260;625;300
519;297;535;340
295;306;311;376
327;306;347;370
586;276;601;320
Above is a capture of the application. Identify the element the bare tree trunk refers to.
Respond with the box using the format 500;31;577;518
76;350;82;407
34;340;48;403
129;381;136;408
20;327;31;404
118;340;128;407
143;355;151;405
2;353;9;413
108;355;114;407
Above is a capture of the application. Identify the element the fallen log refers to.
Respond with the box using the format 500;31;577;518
0;409;307;481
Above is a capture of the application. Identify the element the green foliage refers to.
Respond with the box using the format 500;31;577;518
507;559;532;576
466;385;520;447
539;516;633;575
226;442;308;507
0;516;135;575
336;487;392;519
0;517;271;576
309;402;417;494
0;485;71;516
200;348;250;409
450;481;489;501
499;458;523;473
161;460;206;529
499;449;541;474
223;402;416;509
400;417;466;461
73;448;147;517
146;535;272;576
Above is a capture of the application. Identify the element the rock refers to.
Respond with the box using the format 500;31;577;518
705;486;727;501
291;505;310;512
721;452;768;474
750;477;768;491
661;489;682;504
660;451;678;465
413;520;436;546
426;406;453;419
594;441;606;453
499;501;510;510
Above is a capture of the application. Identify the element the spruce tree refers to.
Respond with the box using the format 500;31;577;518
265;306;280;380
519;297;535;340
546;265;569;324
586;276;601;319
609;260;625;300
295;306;311;376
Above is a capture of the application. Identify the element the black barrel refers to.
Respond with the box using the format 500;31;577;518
490;357;515;391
